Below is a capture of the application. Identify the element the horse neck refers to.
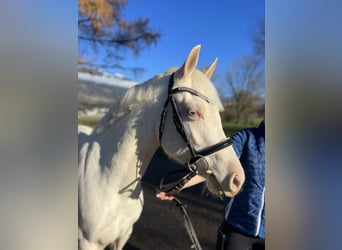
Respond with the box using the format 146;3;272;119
94;97;162;187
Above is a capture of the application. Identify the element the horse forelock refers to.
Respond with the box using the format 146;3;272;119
188;70;224;111
192;70;223;111
164;67;223;111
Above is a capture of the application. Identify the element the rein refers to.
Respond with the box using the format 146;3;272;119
157;173;201;250
173;197;202;250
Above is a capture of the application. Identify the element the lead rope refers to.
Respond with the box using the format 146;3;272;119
173;197;202;250
158;171;202;250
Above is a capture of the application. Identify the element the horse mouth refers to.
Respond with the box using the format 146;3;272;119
205;178;227;198
206;174;243;198
207;185;240;198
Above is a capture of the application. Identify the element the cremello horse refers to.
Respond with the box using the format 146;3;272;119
78;45;245;250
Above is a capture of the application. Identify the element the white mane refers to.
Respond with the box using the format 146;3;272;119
93;73;166;135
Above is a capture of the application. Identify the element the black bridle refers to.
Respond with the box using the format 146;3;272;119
158;73;233;197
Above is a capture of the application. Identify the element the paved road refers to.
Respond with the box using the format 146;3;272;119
123;152;224;250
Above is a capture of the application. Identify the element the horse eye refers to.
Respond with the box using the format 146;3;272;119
188;109;200;119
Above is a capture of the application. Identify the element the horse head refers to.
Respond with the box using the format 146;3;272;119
159;45;245;197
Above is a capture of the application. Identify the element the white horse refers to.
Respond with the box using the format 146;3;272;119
78;45;245;250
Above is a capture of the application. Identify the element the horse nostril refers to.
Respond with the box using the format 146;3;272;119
233;175;240;186
230;174;243;193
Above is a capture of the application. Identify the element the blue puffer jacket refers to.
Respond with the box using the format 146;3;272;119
224;121;265;238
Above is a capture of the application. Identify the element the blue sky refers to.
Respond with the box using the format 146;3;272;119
99;0;264;82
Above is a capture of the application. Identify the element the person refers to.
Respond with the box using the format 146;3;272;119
156;120;265;250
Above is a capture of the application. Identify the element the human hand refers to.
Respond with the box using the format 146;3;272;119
156;191;175;201
156;181;179;201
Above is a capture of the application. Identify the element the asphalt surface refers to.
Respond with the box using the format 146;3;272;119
123;151;224;250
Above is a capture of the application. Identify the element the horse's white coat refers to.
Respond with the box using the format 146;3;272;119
78;45;245;250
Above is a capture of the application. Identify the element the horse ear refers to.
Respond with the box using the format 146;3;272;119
201;57;218;79
175;45;201;81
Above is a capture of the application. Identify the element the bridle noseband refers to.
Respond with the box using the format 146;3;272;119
158;73;233;197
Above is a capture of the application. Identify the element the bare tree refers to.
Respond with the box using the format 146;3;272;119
78;0;161;74
252;17;265;64
224;55;264;123
219;18;265;124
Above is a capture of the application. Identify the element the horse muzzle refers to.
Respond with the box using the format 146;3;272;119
187;156;245;198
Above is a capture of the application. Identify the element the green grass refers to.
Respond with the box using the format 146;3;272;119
222;120;261;137
78;115;101;128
